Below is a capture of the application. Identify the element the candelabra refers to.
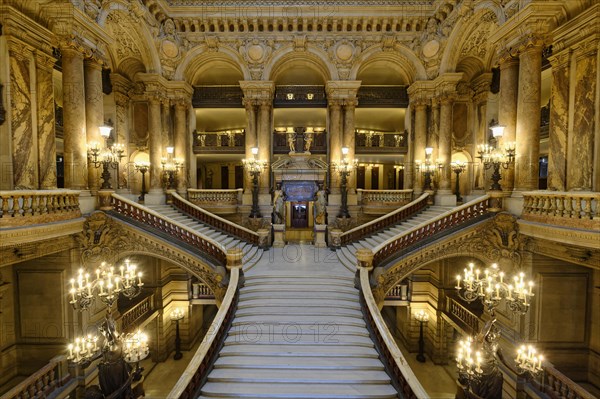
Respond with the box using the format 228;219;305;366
170;308;184;360
161;146;183;190
67;259;148;398
242;147;268;218
477;121;515;191
87;124;125;190
414;310;429;363
331;147;357;218
134;161;150;202
415;147;442;191
451;161;466;203
454;261;544;398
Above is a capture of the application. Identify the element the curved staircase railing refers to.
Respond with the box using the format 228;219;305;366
168;266;240;399
358;266;428;399
110;194;227;266
170;192;260;246
372;195;491;268
340;193;430;245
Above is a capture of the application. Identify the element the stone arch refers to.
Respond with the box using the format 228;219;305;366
456;56;486;82
439;7;500;74
350;45;427;82
264;45;337;82
174;45;250;83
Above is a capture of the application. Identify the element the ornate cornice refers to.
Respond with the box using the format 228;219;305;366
0;5;55;56
325;80;361;100
239;80;276;101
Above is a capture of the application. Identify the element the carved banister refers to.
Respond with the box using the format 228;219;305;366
522;191;600;230
171;192;261;246
358;266;428;399
187;189;242;205
372;196;491;268
446;297;480;335
1;356;73;399
340;193;430;246
110;194;227;266
169;266;239;399
119;295;154;332
0;190;81;227
358;189;413;205
530;364;598;399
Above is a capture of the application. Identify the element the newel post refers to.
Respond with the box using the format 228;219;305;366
97;190;114;211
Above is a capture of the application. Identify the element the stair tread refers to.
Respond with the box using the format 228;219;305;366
207;368;391;384
213;355;385;370
200;382;397;398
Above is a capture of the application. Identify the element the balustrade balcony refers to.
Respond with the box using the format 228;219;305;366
522;191;599;230
193;130;245;154
355;129;408;154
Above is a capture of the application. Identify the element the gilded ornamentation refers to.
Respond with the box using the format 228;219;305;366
459;14;495;59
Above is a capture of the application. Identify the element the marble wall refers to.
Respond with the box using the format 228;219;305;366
36;55;57;189
547;54;570;191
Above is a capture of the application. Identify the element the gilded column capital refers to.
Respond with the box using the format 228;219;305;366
242;97;259;110
342;98;358;109
114;91;131;108
548;50;571;70
84;52;105;69
58;34;88;56
327;98;343;108
515;34;546;55
173;97;190;110
438;93;456;106
411;98;429;110
146;92;165;105
497;47;520;68
239;80;275;102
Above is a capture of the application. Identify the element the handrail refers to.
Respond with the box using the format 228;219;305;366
358;189;413;204
340;193;430;245
168;267;239;399
188;188;242;203
110;193;227;266
0;189;81;227
359;267;428;399
171;192;260;246
522;190;599;230
120;294;154;332
372;195;490;268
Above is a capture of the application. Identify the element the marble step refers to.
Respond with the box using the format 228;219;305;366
199;381;398;398
219;343;377;357
206;368;391;384
239;285;358;295
237;298;361;310
212;355;385;371
231;315;366;328
234;305;363;317
243;279;353;289
228;323;371;337
223;332;374;347
244;275;354;284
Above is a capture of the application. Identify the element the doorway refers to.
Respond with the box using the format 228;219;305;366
291;201;308;228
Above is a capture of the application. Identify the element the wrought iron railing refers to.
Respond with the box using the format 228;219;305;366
110;194;227;266
358;267;428;399
171;192;260;246
340;193;430;245
0;190;81;227
168;267;240;399
372;196;491;268
522;191;599;230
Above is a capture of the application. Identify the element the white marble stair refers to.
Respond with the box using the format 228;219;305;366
337;205;454;271
147;204;263;271
198;247;398;399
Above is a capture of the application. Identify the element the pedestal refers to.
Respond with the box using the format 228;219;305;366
272;224;285;248
329;228;342;249
98;189;114;211
314;224;327;248
257;228;271;249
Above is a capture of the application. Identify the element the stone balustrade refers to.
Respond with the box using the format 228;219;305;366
447;297;480;335
120;294;154;332
2;355;74;399
522;191;599;230
187;189;242;214
532;364;598;399
0;190;81;227
358;189;413;205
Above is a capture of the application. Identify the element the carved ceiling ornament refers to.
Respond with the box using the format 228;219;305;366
107;13;143;62
372;212;526;304
459;13;496;60
77;212;226;302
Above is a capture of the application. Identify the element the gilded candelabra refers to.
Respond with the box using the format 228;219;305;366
242;147;268;218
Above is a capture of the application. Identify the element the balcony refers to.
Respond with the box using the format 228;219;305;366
355;129;408;154
193;130;245;154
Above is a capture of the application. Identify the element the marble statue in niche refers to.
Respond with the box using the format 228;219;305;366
314;185;327;225
273;183;285;224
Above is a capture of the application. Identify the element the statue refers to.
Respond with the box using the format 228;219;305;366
287;132;296;153
273;184;285;224
314;186;327;225
304;133;314;152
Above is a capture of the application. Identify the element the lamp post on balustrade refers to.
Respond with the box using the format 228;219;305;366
243;147;268;219
477;121;515;191
87;123;125;190
451;161;466;203
170;308;184;360
134;162;150;203
415;310;429;363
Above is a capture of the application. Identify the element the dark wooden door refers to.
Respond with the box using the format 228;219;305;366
291;202;308;228
371;167;379;189
357;166;366;189
235;165;244;188
220;165;229;189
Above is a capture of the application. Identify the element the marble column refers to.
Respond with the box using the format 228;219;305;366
242;99;258;192
342;99;357;191
84;58;104;193
257;99;272;192
429;98;440;161
515;37;543;192
174;99;188;194
412;102;428;193
568;41;597;191
438;95;454;192
61;47;88;190
162;99;171;150
148;96;163;192
328;100;343;192
498;51;519;192
472;91;489;191
114;89;131;191
547;51;570;191
35;51;57;189
8;45;37;190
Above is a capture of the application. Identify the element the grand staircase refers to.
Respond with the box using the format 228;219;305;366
199;247;398;399
146;204;264;270
336;205;454;271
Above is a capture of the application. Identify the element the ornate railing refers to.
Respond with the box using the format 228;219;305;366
0;190;81;227
522;191;599;230
536;365;598;399
120;295;154;332
110;194;227;266
355;130;408;153
358;189;413;206
187;189;242;214
359;267;428;399
169;267;240;399
447;297;480;335
340;193;430;245
1;356;73;399
372;196;491;268
385;284;409;300
193;130;245;154
171;192;260;246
